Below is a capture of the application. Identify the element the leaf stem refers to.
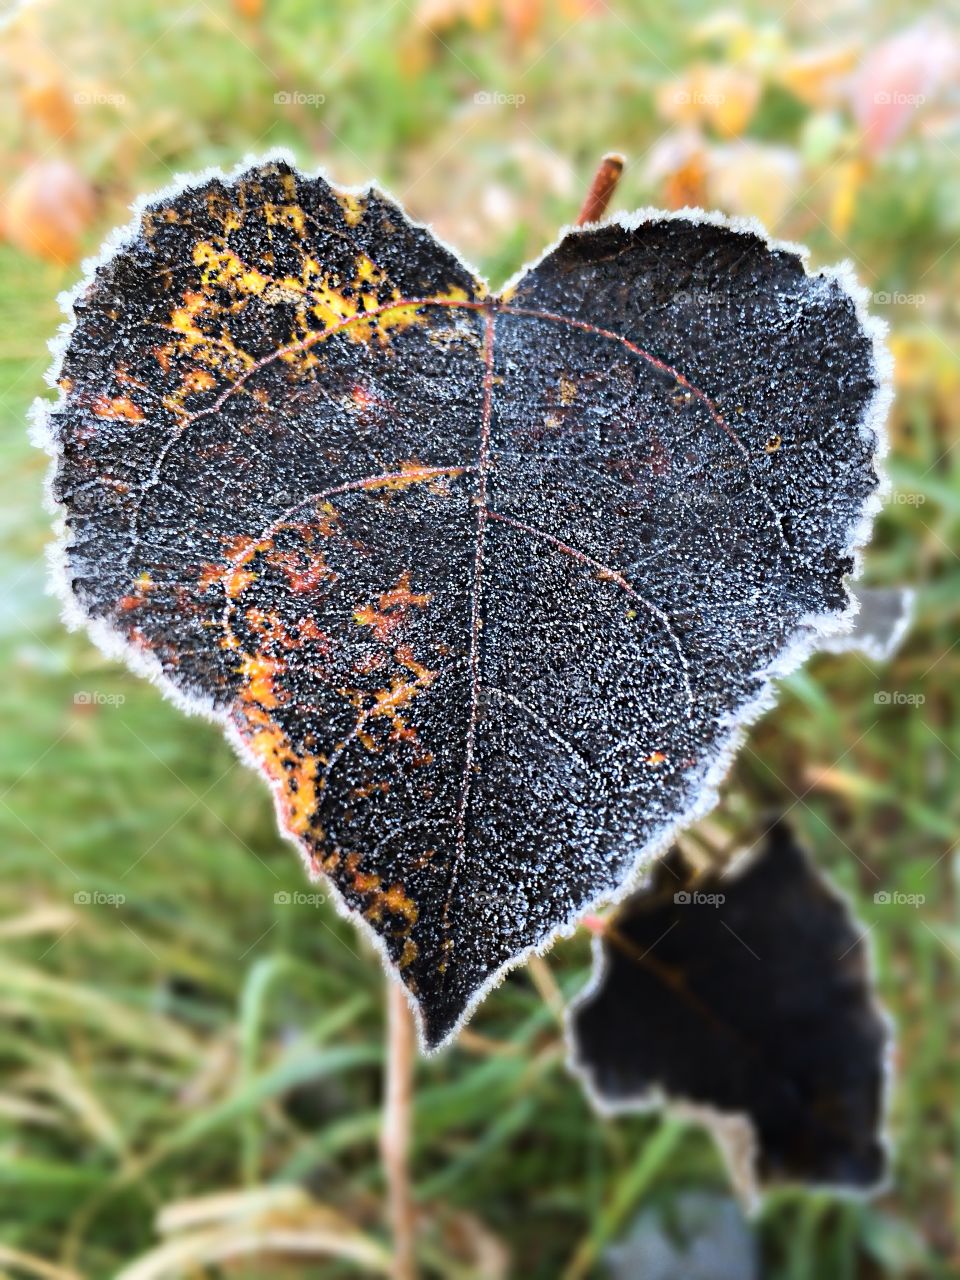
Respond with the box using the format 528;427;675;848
576;153;625;226
382;978;417;1279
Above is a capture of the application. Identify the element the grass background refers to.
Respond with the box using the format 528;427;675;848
0;0;957;1275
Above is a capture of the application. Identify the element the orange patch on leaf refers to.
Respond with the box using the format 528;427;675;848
91;395;144;422
354;570;432;643
238;654;286;708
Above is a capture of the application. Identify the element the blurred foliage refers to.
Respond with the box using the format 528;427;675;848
0;0;958;1276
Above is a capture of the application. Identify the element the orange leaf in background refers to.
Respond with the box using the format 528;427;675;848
504;0;543;44
2;160;95;264
645;130;708;210
231;0;264;17
0;31;76;138
20;78;76;138
664;152;707;210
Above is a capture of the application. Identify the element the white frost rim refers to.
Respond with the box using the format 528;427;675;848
30;149;894;1054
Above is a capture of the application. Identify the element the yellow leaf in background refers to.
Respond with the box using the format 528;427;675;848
707;142;802;230
655;73;701;128
405;0;495;72
778;44;859;109
414;0;494;33
559;0;601;15
1;160;96;265
656;64;760;139
889;333;960;400
692;12;785;72
703;65;762;138
827;157;868;239
886;333;960;459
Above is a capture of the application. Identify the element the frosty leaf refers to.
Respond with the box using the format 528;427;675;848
818;585;913;661
36;156;889;1050
567;824;890;1190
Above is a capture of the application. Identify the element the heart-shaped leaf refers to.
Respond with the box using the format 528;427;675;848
35;157;890;1048
567;824;890;1190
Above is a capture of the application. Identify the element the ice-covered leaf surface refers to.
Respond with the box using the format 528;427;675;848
39;157;887;1048
568;824;889;1189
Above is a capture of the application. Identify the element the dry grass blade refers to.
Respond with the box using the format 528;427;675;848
117;1186;392;1280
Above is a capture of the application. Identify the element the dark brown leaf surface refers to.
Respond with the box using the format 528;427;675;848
40;158;887;1047
568;824;889;1189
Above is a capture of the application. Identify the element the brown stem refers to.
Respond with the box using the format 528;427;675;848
382;979;417;1280
576;153;625;226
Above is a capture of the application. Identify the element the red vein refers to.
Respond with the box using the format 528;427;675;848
498;303;787;546
500;305;737;453
260;465;475;536
218;464;474;636
486;509;694;712
148;292;783;541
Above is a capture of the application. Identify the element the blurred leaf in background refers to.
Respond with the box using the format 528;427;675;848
0;0;957;1276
